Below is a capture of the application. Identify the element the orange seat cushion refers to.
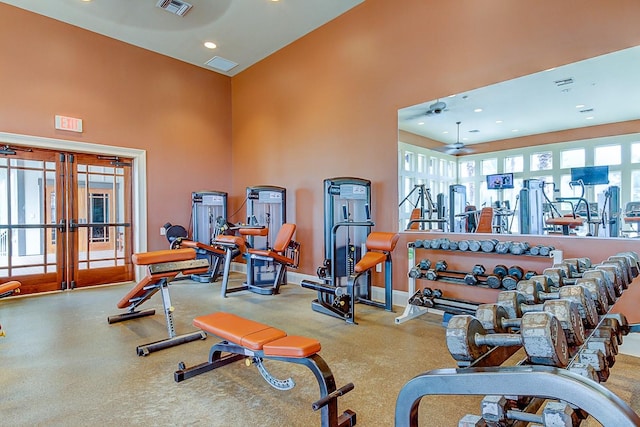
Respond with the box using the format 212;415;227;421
248;249;294;265
132;248;196;265
239;227;269;236
263;336;321;358
355;251;387;273
366;232;399;252
178;239;225;256
0;280;21;295
193;312;286;351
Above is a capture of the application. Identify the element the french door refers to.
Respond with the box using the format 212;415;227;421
0;146;134;295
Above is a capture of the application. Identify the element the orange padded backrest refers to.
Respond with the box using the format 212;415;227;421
475;207;493;233
132;248;196;265
408;208;421;230
365;232;399;252
273;223;296;253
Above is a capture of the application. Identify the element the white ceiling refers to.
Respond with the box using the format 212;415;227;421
398;45;640;152
0;0;364;76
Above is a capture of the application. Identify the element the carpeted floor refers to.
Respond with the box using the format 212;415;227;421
1;275;639;426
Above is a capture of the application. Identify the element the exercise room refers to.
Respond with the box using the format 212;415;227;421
2;1;640;426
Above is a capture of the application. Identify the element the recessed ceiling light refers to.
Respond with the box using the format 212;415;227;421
442;131;449;134
204;41;217;49
512;129;519;132
576;104;585;108
586;116;594;120
495;120;503;124
418;122;425;126
474;108;483;113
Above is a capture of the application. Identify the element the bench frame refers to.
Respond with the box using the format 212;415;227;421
175;319;356;427
107;256;209;356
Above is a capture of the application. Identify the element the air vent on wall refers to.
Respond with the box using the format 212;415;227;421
156;0;192;17
554;78;574;87
205;56;239;72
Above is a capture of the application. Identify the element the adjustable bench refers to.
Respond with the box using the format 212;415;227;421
107;248;210;356
175;312;356;427
0;280;20;337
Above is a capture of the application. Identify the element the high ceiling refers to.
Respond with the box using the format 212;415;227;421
0;0;364;76
398;45;640;154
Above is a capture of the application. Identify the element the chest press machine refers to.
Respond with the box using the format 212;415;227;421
107;248;210;356
174;312;357;427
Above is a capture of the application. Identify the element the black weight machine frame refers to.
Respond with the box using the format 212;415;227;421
400;184;446;231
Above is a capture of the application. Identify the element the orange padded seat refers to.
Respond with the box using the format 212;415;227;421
239;227;269;237
178;239;225;256
193;312;321;357
248;223;297;265
475;207;494;233
132;248;196;265
408;208;421;230
193;312;286;351
354;232;399;273
0;281;20;295
214;234;247;254
263;336;322;358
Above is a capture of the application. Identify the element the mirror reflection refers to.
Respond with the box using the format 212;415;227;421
398;45;640;238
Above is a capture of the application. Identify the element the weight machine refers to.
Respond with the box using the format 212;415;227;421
192;191;228;244
302;177;386;323
518;179;544;235
449;184;467;233
399;184;446;231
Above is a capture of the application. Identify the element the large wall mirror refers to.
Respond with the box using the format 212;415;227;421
398;45;640;238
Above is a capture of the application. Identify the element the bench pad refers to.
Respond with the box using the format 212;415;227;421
355;252;387;273
0;280;20;295
178;239;225;256
132;248;196;265
117;272;176;309
193;312;321;356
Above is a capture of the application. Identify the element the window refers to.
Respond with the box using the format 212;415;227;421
560;148;585;169
90;193;109;243
459;160;475;178
481;158;497;175
504;155;523;173
403;151;414;171
531;152;553;171
631;142;640;163
594;145;621;166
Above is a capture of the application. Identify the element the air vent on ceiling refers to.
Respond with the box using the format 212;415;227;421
554;78;574;87
205;56;239;73
156;0;192;17
579;108;594;113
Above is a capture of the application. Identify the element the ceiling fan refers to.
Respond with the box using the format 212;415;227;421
437;121;474;155
405;100;448;120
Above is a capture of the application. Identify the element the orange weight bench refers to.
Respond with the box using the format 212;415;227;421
0;280;21;337
107;248;210;356
302;232;399;324
174;312;356;427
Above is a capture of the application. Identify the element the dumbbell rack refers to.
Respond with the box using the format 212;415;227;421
395;251;640;426
395;241;553;324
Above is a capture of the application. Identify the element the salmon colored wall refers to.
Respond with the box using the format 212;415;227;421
232;0;640;283
0;4;232;251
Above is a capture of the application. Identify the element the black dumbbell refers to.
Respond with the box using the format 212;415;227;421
508;265;524;281
493;264;508;278
435;260;448;271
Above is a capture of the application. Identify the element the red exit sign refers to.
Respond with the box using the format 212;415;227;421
55;115;83;133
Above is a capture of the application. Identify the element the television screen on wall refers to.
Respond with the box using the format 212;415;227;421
570;166;609;185
486;173;514;190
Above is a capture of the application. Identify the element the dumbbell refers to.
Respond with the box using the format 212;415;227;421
528;244;553;256
458;240;470;251
448;240;459;251
439;238;451;250
601;258;630;289
576;347;610;382
413;239;424;248
484;273;502;289
569;362;601;383
494;241;511;254
608;255;633;283
542;266;568;287
509;241;529;255
446;311;569;367
498;285;598;329
605;312;630;337
422;287;442;298
467;240;481;252
486;295;585;346
480;239;499;253
582;269;617;305
463;265;486;286
458;414;486;427
533;273;609;316
564;257;592;273
615;251;640;277
594;264;624;297
481;395;577;426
